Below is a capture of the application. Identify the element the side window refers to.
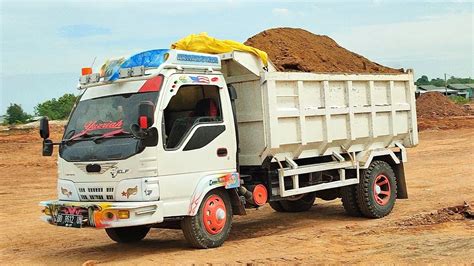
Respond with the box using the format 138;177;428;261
163;85;222;149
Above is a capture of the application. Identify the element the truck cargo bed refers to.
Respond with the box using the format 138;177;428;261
221;52;418;166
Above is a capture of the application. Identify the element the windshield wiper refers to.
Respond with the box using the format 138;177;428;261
92;129;132;143
63;128;101;145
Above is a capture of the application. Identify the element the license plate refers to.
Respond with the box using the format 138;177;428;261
56;214;83;228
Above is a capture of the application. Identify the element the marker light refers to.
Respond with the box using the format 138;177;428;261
117;210;130;219
82;67;93;76
43;207;51;216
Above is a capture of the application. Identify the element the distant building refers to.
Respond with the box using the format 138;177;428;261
416;85;458;96
447;84;473;99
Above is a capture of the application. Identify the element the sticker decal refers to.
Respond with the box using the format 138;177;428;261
188;192;203;215
224;172;240;189
189;76;210;84
74;162;117;175
178;75;188;83
110;167;129;178
176;53;219;64
121;186;138;199
83;120;123;131
61;187;72;198
62;206;83;215
208;172;240;189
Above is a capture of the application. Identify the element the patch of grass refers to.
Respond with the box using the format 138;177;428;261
449;96;470;105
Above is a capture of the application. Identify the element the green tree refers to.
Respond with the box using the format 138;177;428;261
430;78;446;87
35;93;78;120
415;75;430;85
447;76;474;84
5;103;31;124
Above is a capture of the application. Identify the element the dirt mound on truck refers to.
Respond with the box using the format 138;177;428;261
244;27;402;74
416;92;468;119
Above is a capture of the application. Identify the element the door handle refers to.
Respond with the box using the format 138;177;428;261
217;148;228;157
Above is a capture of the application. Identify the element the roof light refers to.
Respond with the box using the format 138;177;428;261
79;73;100;85
82;67;93;76
119;68;131;79
131;66;145;77
89;73;100;83
79;75;89;85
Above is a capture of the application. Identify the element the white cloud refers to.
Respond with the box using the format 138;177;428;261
333;11;474;77
272;8;290;16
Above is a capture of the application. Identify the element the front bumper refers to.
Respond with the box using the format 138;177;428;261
40;200;164;229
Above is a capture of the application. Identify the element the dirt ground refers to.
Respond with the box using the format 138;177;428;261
0;126;473;265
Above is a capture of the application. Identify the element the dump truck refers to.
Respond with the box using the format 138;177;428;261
39;48;418;248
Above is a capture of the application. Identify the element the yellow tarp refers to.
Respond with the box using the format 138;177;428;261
171;32;268;66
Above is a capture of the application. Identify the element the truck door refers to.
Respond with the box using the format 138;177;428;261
156;74;237;200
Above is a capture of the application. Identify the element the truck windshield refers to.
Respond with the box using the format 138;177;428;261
60;91;159;162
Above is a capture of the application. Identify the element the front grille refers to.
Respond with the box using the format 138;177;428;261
88;187;103;193
75;184;115;201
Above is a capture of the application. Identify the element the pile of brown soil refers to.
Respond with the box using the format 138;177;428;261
417;116;474;131
245;28;402;74
416;92;468;119
396;202;473;227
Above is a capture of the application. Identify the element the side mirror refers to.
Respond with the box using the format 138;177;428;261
43;139;53;156
138;101;155;129
39;117;50;139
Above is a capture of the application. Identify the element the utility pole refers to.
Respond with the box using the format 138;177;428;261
444;73;447;96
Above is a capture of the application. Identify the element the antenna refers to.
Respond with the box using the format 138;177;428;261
90;56;97;69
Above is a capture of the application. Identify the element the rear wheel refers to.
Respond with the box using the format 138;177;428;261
269;193;316;212
341;185;362;217
268;201;286;212
105;225;150;243
356;160;397;218
181;189;232;248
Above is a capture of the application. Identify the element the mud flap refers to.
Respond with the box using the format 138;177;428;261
228;188;246;215
394;163;408;199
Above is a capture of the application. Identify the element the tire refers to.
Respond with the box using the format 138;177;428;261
268;201;286;212
270;193;316;213
356;160;397;218
181;189;233;249
341;185;362;217
105;225;150;243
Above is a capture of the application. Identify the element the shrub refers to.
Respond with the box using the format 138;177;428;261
5;103;31;124
449;96;470;105
35;93;78;120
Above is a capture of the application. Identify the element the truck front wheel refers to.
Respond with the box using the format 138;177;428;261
105;225;150;243
356;160;397;218
181;189;233;248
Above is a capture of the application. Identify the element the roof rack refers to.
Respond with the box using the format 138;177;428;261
78;49;222;89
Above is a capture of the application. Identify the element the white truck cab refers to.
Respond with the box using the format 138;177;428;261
40;49;417;248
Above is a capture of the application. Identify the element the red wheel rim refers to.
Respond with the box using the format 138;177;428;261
373;174;391;206
252;184;268;206
202;195;227;235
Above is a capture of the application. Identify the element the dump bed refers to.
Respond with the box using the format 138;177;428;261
221;52;418;166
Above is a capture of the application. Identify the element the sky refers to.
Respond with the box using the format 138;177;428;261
1;0;473;115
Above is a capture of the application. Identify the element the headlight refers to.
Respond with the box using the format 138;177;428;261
115;177;159;201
